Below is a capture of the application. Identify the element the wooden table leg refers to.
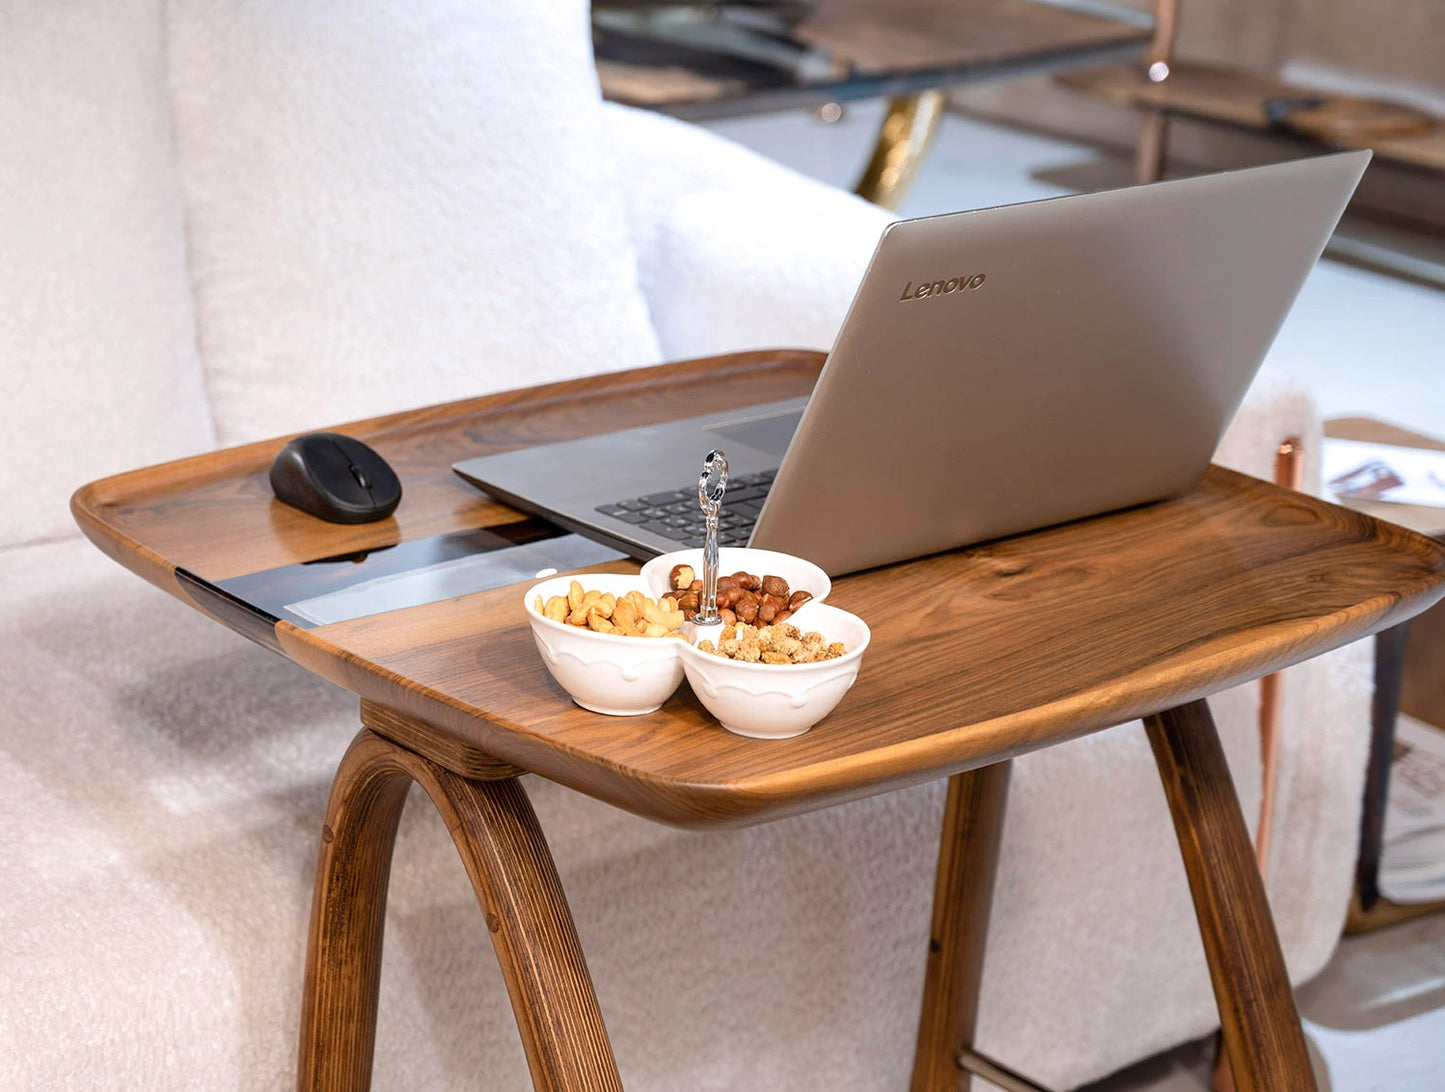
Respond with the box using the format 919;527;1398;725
1145;700;1316;1092
910;761;1012;1092
298;727;622;1092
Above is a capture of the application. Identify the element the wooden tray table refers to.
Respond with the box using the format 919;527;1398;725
74;351;1445;1091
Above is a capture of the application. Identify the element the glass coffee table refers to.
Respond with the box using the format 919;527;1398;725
594;0;1154;208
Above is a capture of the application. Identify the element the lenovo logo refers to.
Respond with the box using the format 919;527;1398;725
899;273;986;301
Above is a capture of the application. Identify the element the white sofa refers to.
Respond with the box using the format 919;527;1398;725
0;1;1373;1088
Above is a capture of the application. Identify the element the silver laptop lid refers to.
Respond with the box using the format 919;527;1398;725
750;151;1370;574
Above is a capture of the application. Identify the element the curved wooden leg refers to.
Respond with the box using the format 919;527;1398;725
1145;700;1316;1092
416;745;622;1091
297;730;411;1091
910;761;1013;1091
298;728;621;1092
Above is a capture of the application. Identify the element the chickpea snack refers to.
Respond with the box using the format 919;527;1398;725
524;573;688;716
528;550;867;738
534;579;686;639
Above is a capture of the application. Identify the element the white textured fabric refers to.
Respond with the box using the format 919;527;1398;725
167;0;661;446
1214;365;1324;492
604;103;892;359
0;0;212;547
653;184;889;359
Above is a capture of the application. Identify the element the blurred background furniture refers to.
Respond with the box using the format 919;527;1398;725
926;0;1445;290
1323;418;1445;933
1058;0;1444;187
1056;0;1445;298
595;0;1154;206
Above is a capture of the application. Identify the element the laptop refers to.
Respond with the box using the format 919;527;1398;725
455;151;1370;576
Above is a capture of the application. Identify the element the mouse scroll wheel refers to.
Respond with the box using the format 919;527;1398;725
348;463;371;490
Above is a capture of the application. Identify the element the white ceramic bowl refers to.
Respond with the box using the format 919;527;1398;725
524;573;686;716
677;602;870;739
640;546;831;607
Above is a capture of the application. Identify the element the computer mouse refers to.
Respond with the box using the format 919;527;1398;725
269;432;402;523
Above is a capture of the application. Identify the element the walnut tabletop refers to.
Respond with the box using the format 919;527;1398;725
74;350;1445;830
74;349;1445;1092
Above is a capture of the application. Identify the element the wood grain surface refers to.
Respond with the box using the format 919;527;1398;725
910;763;1012;1092
75;351;1445;829
1061;62;1445;173
297;733;410;1092
298;730;620;1092
277;465;1445;827
1145;701;1317;1092
72;350;824;590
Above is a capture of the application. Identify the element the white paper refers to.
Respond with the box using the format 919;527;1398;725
1323;437;1445;509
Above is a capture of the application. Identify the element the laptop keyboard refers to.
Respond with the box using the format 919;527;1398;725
595;470;777;548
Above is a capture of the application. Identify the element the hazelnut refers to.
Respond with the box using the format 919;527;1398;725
761;575;789;598
668;563;696;591
787;590;813;611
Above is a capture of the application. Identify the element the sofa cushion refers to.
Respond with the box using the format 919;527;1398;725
0;0;213;547
166;0;662;446
601;101;895;353
0;538;940;1089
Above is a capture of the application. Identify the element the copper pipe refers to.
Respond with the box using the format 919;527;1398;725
1134;0;1181;185
1214;437;1305;1092
1147;0;1182;70
1256;438;1304;878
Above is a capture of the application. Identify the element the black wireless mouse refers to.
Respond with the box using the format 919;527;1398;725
269;432;402;523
